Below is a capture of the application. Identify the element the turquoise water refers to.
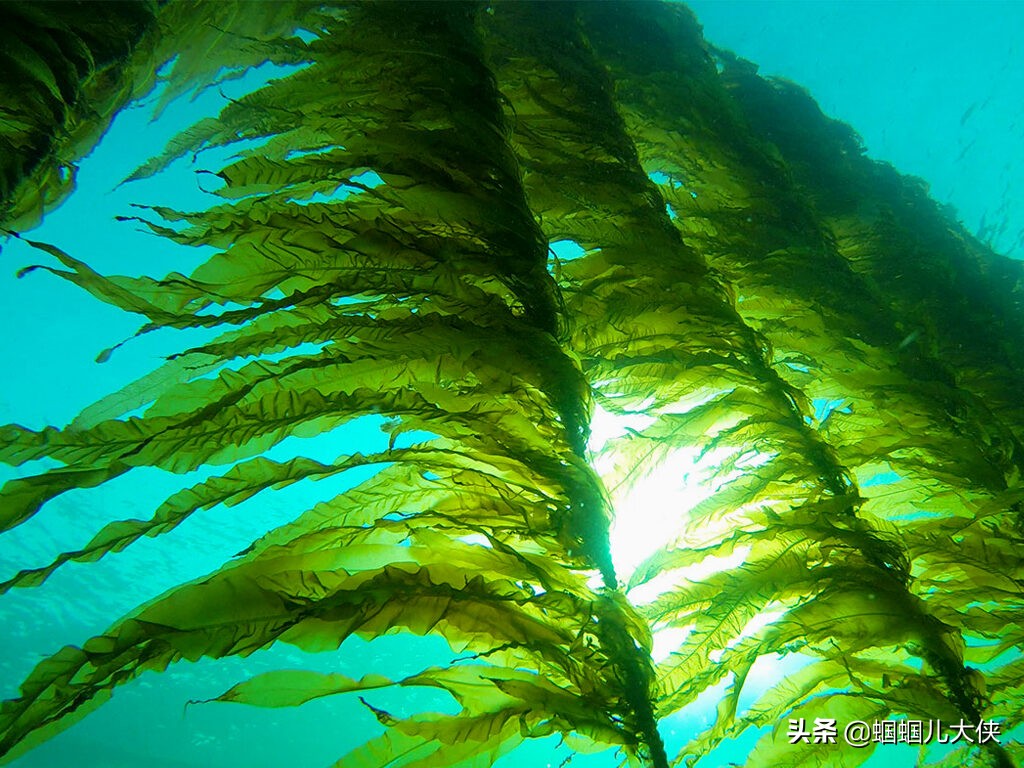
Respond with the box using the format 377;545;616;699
1;3;1021;767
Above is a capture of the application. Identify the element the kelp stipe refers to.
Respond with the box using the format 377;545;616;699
0;2;1021;767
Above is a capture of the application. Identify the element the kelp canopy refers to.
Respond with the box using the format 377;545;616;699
1;2;1022;767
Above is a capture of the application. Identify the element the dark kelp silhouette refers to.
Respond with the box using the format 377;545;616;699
0;2;1021;767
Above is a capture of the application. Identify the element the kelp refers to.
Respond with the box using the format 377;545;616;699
0;0;312;230
485;4;1019;766
0;2;1021;767
714;54;1024;449
0;0;155;227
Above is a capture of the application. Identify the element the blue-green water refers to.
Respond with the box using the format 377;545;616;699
1;2;1021;766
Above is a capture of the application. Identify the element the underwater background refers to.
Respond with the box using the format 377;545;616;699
0;1;1022;766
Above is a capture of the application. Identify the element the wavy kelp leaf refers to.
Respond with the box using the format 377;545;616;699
613;22;1024;756
3;2;1022;767
0;3;666;766
331;707;525;768
717;53;1024;450
645;558;946;720
485;5;1017;768
0;315;589;514
324;664;637;768
745;694;888;768
672;655;957;767
3;445;472;592
0;0;312;230
202;669;395;709
0;549;591;762
0;460;130;533
1;511;621;758
0;1;155;227
140;0;316;121
204;663;631;751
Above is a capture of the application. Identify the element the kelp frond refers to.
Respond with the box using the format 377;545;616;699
0;2;1021;767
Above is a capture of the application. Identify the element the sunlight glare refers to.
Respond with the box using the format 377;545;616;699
606;443;737;581
650;624;694;662
587;402;773;587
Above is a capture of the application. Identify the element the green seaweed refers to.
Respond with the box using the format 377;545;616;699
0;2;1021;767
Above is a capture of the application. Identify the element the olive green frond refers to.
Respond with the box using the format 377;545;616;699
0;2;1020;767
